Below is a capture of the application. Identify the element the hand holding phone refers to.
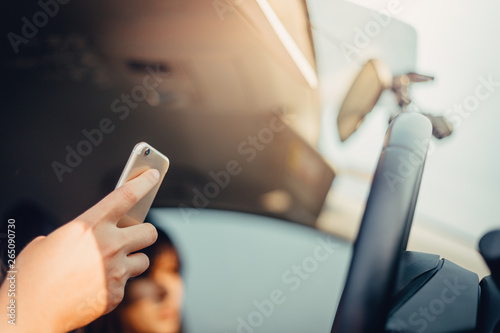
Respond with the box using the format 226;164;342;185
116;142;169;227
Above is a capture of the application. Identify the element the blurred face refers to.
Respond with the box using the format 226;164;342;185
120;247;183;333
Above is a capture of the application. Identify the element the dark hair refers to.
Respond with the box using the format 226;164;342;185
140;226;182;277
84;226;183;333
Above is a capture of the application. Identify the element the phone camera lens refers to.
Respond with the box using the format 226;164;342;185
144;148;150;156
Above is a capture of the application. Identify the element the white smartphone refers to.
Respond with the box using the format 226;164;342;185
116;142;169;226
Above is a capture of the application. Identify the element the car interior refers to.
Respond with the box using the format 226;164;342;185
1;0;499;332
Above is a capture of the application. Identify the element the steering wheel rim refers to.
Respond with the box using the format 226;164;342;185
331;113;432;333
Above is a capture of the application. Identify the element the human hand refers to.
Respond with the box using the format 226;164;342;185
0;169;160;332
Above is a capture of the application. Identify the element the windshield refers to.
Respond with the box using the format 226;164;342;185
309;0;500;243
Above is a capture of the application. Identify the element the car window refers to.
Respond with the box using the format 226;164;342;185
151;208;351;333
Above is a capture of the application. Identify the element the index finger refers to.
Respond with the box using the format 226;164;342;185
93;169;160;223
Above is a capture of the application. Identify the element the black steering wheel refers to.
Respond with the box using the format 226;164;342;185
331;113;432;333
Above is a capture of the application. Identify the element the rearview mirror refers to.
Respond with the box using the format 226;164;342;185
337;59;392;142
